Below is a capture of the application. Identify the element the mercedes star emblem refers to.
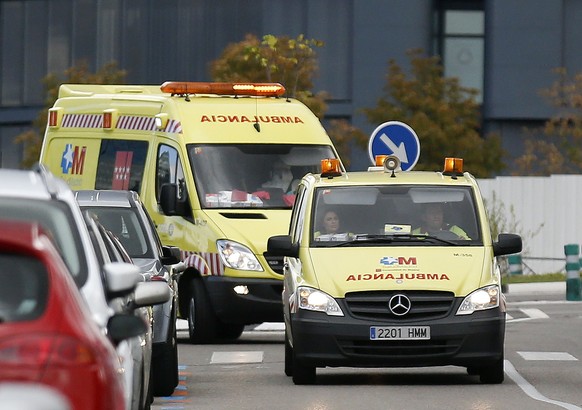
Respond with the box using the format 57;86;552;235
388;294;411;316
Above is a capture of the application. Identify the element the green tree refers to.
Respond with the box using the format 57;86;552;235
210;33;327;116
362;49;504;178
515;67;582;175
14;60;126;168
210;33;369;167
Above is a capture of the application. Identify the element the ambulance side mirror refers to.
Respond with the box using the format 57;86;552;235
493;233;522;257
267;235;299;258
160;183;190;217
160;183;178;216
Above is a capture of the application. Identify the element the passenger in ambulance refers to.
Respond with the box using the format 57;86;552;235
314;210;352;241
412;202;470;240
261;160;294;192
254;160;294;206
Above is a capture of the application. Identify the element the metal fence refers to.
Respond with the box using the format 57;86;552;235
477;175;582;274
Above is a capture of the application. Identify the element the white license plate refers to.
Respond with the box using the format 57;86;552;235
370;326;430;340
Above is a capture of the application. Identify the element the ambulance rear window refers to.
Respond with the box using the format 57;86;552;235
96;139;148;192
188;144;337;209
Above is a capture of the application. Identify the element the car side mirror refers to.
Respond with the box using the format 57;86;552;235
267;235;299;258
131;281;171;308
161;245;181;265
493;233;522;257
104;262;141;298
107;313;147;344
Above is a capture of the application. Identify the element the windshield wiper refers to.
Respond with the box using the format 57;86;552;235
326;233;459;247
406;234;458;246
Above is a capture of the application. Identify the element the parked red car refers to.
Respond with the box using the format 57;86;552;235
0;219;143;410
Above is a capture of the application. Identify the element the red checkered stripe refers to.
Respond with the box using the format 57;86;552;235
181;250;225;276
60;114;182;133
117;115;156;130
62;114;102;128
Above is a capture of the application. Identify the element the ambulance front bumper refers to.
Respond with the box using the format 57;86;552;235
204;276;284;325
290;304;505;369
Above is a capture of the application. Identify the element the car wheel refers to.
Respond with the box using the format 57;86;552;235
152;316;179;397
187;278;217;343
144;363;153;410
291;348;315;385
479;357;504;384
217;322;245;340
284;334;293;377
137;360;152;410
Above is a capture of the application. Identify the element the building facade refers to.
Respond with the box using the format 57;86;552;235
1;0;580;172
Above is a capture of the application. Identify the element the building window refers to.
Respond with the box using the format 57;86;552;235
434;1;485;103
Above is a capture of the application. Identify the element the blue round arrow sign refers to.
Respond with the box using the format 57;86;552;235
368;121;420;171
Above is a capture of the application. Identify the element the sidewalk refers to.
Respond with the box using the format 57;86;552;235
505;281;569;303
507;281;565;294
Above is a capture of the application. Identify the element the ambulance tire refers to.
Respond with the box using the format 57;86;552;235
479;357;504;384
291;349;316;385
284;334;293;377
217;322;245;340
188;278;218;344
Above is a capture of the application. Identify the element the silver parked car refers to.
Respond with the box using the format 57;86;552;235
76;190;183;397
0;166;168;410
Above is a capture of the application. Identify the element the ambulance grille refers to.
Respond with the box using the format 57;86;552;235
344;290;455;321
338;338;462;358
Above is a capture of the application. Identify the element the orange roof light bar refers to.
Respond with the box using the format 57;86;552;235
443;157;464;174
320;158;342;178
160;82;286;97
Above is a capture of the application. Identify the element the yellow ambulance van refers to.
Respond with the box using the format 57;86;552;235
267;156;522;385
40;81;343;343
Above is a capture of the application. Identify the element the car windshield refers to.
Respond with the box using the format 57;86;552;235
81;207;153;259
0;254;48;323
188;144;337;209
311;185;482;247
0;198;87;287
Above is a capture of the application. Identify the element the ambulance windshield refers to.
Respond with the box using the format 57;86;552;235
312;185;482;246
188;144;337;209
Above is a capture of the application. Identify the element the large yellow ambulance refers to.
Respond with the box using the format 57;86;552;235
268;156;522;385
40;81;343;343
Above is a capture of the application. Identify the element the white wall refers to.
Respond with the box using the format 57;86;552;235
477;175;582;274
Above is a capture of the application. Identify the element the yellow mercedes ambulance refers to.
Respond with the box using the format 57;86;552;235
267;156;522;385
39;81;343;343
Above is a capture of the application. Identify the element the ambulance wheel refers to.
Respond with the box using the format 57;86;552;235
187;278;217;344
284;334;292;377
217;322;245;340
479;357;504;384
291;349;316;385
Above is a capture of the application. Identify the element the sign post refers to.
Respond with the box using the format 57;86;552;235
368;121;420;171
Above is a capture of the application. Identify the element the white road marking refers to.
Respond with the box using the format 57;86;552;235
253;322;285;331
507;308;549;323
505;360;581;410
518;351;577;361
520;308;549;319
210;351;264;364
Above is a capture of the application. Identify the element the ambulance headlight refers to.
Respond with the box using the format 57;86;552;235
456;285;500;315
217;240;263;272
296;287;343;316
